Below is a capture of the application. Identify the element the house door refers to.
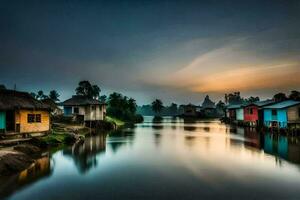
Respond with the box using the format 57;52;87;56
6;110;15;132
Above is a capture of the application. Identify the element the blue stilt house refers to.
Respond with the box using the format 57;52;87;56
263;100;300;128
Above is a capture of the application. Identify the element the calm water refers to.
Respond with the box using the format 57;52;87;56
2;116;300;200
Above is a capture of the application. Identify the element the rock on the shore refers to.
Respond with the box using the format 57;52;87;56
0;151;34;176
13;144;41;157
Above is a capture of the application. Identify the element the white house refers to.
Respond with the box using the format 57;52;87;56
62;95;106;122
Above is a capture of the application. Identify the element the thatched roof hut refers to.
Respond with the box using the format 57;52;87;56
0;89;50;110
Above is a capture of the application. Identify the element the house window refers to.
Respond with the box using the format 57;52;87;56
36;114;41;123
248;108;253;114
27;114;42;123
74;107;79;114
27;114;35;123
272;109;277;116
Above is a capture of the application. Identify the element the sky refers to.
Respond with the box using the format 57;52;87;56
0;0;300;105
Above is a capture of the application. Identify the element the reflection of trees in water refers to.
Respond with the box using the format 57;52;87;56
63;134;107;174
171;117;177;130
108;129;136;153
154;132;162;147
183;118;196;124
0;155;52;199
184;126;196;131
152;117;164;130
184;135;196;146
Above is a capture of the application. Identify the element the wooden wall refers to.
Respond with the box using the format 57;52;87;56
287;105;300;121
17;110;50;133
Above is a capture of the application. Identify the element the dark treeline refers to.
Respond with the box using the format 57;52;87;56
225;90;300;105
137;103;179;116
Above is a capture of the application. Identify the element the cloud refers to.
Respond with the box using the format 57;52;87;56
141;38;300;94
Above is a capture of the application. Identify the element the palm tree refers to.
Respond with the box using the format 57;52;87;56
151;99;164;116
49;90;60;102
37;90;47;100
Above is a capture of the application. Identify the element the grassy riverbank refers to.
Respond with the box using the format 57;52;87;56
105;116;125;127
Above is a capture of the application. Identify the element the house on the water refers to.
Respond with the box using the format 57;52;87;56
201;95;216;117
179;104;201;117
242;100;274;127
226;104;244;122
0;89;51;134
62;95;106;124
263;100;300;129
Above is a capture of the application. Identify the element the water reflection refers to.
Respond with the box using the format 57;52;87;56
0;155;51;199
63;134;106;173
107;129;136;153
3;117;300;200
242;128;300;165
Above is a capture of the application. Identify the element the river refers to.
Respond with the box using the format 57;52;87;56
2;116;300;199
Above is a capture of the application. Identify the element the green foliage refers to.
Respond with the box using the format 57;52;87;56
273;92;287;102
0;84;6;90
37;90;48;100
99;95;107;103
106;116;125;126
289;90;300;101
151;99;164;116
49;90;60;102
106;92;141;122
75;80;101;99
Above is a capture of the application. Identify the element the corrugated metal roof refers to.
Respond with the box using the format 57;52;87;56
242;100;275;107
263;100;300;109
226;104;244;109
62;95;106;106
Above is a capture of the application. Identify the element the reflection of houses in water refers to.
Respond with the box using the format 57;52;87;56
18;156;51;184
0;155;52;199
63;134;106;173
243;128;262;149
242;129;300;164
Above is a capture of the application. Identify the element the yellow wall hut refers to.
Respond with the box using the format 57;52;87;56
0;89;51;134
16;110;50;133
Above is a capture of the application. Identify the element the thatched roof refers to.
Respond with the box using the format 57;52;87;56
0;89;50;110
202;95;216;109
62;95;106;106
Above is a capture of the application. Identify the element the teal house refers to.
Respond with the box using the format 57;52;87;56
0;111;5;133
263;100;300;128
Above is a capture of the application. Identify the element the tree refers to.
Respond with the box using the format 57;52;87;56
75;80;101;99
30;92;37;99
37;90;47;100
225;92;243;105
49;90;60;102
91;85;101;99
273;92;287;102
99;95;107;103
151;99;164;116
246;96;260;103
0;84;6;90
289;90;300;101
107;92;139;121
169;103;178;116
127;98;137;114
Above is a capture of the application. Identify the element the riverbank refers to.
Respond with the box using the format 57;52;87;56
0;123;98;176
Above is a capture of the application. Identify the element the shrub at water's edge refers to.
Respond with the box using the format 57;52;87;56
106;92;144;125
